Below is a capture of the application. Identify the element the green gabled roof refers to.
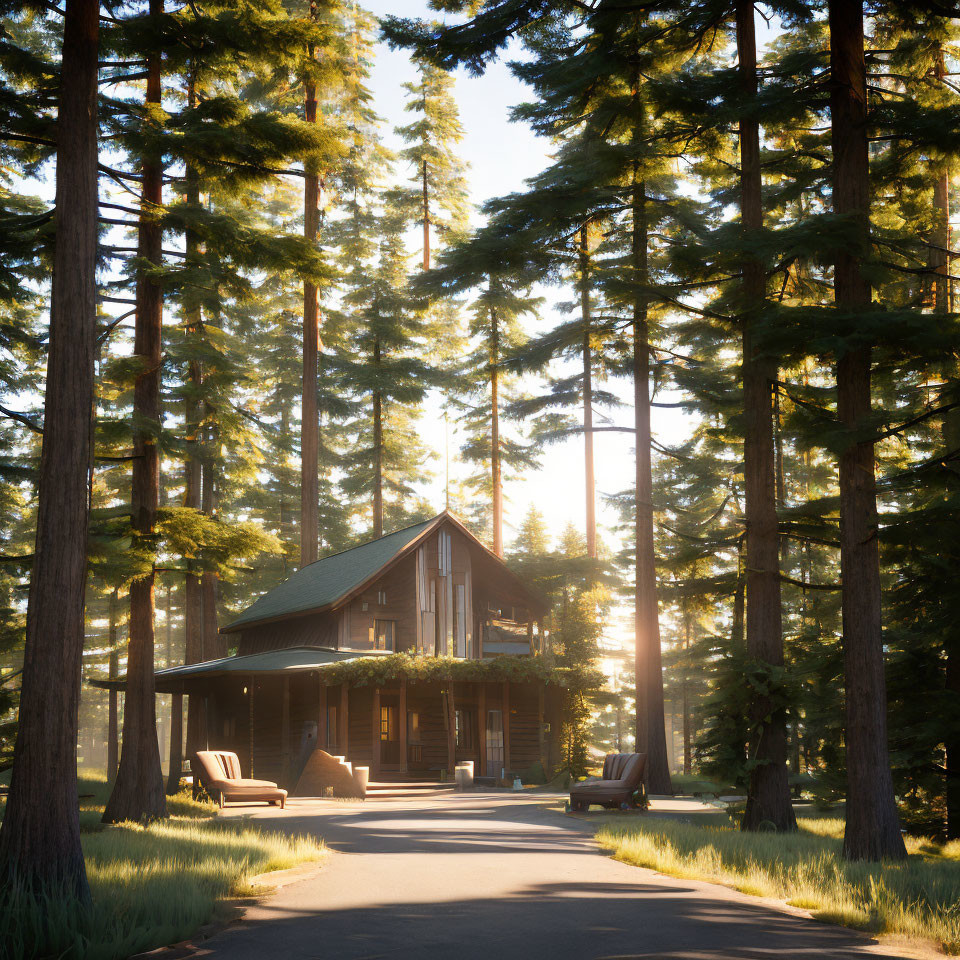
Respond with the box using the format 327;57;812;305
153;646;363;679
224;516;438;633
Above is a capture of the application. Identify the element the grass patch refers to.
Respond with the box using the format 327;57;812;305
2;773;325;960
596;810;960;954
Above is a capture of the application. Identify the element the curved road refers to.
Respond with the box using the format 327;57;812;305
203;791;917;960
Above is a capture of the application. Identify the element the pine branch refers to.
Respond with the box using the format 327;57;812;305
99;202;141;216
0;404;42;433
781;574;840;592
100;72;149;85
0;133;56;148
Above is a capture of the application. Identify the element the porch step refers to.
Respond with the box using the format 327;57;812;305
365;779;457;799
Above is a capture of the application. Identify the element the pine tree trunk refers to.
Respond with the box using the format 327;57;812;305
164;581;182;795
373;335;383;538
201;455;224;660
737;0;796;834
107;588;119;781
490;301;503;557
580;228;597;560
948;649;960;839
182;417;203;768
103;4;167;822
631;178;671;794
0;0;99;896
422;159;431;271
181;63;204;781
931;48;950;314
373;392;383;539
301;72;320;567
931;44;957;839
829;0;905;861
280;404;291;567
682;604;692;776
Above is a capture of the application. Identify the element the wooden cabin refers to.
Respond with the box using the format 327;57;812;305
152;511;564;788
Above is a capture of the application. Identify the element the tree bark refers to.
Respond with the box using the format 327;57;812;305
163;583;182;795
948;648;960;839
631;173;671;794
107;588;120;781
931;43;958;839
828;0;905;861
422;159;431;271
490;298;503;557
580;227;597;560
0;0;98;896
181;63;204;777
682;603;692;775
103;2;167;822
201;455;224;660
931;48;950;314
737;0;797;834
301;67;320;567
373;339;383;538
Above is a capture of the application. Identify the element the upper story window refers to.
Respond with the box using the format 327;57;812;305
438;530;452;576
377;589;387;605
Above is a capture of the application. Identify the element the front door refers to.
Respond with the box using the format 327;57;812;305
485;709;504;778
380;701;401;767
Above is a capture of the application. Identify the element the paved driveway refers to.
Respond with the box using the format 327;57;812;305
199;791;917;960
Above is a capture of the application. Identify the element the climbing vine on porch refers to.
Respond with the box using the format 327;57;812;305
316;652;604;691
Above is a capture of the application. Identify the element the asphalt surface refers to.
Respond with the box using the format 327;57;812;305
196;791;919;960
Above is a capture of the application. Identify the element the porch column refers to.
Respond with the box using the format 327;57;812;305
317;679;327;751
527;619;534;655
478;683;487;778
502;680;511;778
538;684;547;772
281;675;291;785
248;676;254;777
399;678;408;775
339;683;349;757
371;686;381;780
446;682;456;775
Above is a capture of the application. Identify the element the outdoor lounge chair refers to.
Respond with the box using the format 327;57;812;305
569;752;646;811
195;750;288;809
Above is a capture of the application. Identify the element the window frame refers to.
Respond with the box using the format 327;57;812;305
373;618;396;651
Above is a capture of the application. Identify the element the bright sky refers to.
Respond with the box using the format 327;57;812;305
363;0;690;586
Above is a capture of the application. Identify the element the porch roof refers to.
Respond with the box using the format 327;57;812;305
88;646;373;694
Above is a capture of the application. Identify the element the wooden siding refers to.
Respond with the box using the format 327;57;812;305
339;554;418;653
237;610;338;656
347;686;374;769
508;683;543;772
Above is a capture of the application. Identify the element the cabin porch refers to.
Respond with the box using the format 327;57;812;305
184;671;564;792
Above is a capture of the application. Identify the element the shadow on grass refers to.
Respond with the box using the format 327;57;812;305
1;777;324;960
595;812;960;954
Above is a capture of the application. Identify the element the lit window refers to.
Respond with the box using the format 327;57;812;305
380;705;394;741
439;530;451;575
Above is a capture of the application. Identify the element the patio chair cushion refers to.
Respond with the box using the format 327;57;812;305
195;750;287;806
570;753;646;807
